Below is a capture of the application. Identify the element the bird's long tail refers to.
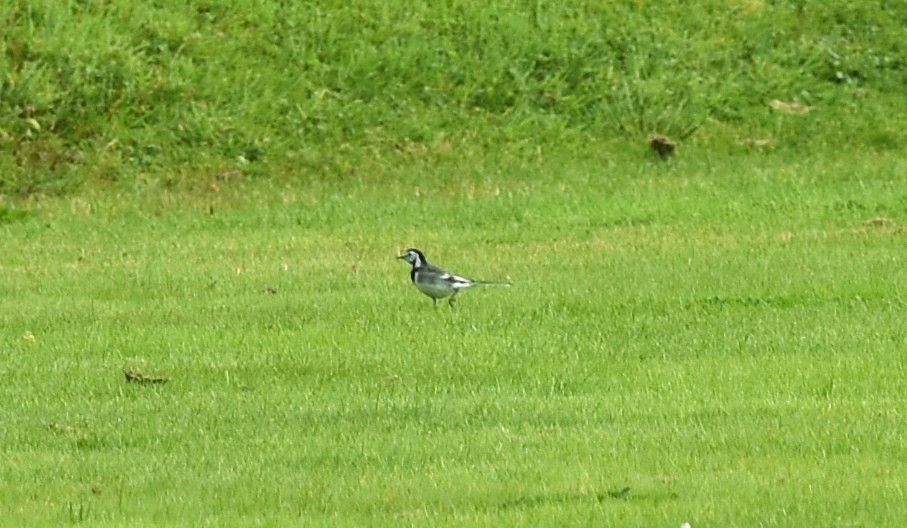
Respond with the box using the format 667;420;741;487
472;279;512;286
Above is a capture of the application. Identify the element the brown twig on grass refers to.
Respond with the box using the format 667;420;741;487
123;367;170;384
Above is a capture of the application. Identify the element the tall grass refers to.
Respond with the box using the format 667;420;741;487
2;0;906;195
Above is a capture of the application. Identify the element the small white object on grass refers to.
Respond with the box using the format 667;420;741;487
680;523;692;528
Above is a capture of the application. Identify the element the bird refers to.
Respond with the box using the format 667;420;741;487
397;248;510;306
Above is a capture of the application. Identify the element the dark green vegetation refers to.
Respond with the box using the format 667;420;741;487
2;1;907;526
2;0;906;194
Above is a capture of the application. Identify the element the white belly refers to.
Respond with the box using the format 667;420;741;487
416;280;455;299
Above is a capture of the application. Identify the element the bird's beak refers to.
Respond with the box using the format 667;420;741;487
396;254;405;259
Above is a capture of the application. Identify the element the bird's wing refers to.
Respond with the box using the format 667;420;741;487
444;273;476;289
423;262;477;289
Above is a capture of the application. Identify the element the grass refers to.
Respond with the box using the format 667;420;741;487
2;0;906;194
2;149;907;526
2;0;907;525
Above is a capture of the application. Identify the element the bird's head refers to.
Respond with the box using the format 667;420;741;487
397;248;426;266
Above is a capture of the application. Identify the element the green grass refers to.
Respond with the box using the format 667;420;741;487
2;0;907;525
2;150;907;526
2;0;906;194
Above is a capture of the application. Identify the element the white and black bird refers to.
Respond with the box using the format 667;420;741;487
397;248;510;306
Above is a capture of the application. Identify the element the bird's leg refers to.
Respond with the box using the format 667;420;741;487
448;292;459;307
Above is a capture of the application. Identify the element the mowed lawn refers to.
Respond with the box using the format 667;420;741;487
1;152;906;526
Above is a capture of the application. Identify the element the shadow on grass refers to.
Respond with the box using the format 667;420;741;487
0;206;32;224
498;485;679;511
